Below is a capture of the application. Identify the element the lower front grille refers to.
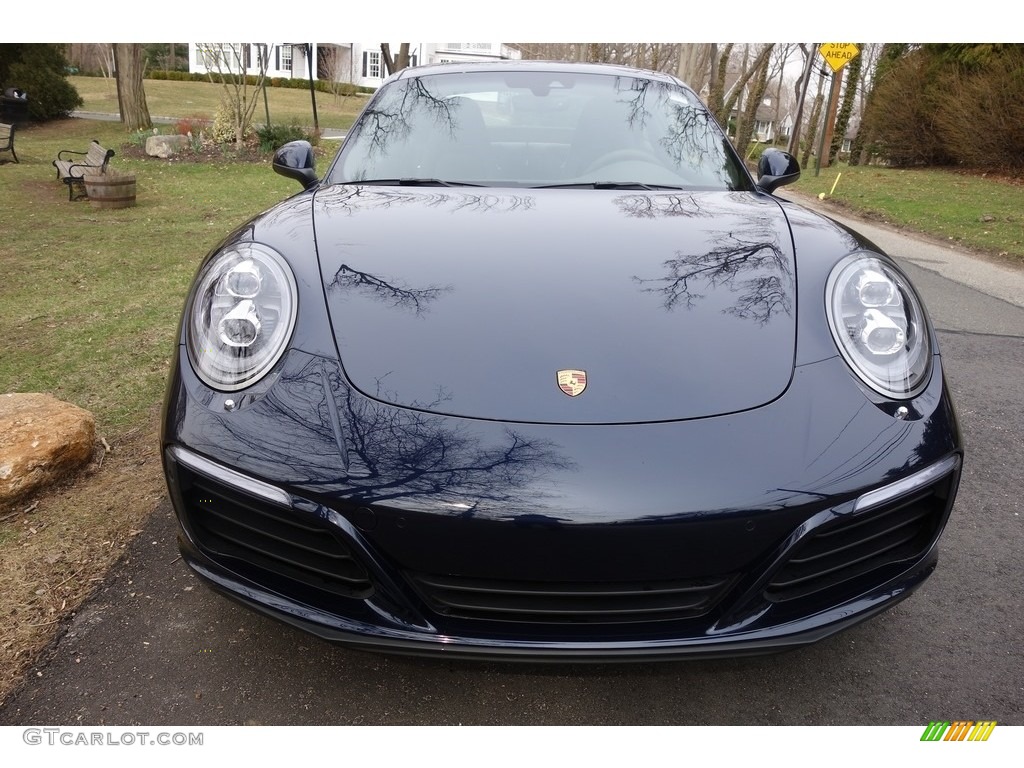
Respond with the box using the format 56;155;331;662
408;572;735;625
179;468;373;599
765;471;957;605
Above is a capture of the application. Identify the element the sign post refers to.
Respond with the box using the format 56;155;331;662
815;43;860;176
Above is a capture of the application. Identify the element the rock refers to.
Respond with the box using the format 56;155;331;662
0;393;97;508
145;134;190;159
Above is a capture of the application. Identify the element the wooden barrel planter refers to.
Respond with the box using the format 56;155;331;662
84;171;137;209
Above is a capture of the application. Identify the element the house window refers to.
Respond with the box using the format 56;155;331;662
280;44;293;71
367;50;381;79
197;44;226;69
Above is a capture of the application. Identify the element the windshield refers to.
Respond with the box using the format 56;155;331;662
328;69;752;190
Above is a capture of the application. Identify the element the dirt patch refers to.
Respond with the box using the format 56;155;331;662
116;136;333;166
0;416;165;706
117;139;269;165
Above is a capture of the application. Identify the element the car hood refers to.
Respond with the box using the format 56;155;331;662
312;186;797;424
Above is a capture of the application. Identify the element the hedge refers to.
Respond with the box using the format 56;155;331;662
144;69;375;95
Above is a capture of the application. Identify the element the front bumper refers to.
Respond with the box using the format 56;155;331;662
181;540;938;662
165;436;960;661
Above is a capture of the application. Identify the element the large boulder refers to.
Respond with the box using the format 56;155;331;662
0;393;96;508
145;134;190;159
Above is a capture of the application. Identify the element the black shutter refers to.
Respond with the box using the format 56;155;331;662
362;51;368;77
275;46;280;70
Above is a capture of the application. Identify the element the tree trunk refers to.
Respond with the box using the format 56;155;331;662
801;67;827;168
712;44;774;127
706;44;732;123
676;43;710;91
787;44;815;156
113;44;152;132
733;50;772;158
380;43;411;76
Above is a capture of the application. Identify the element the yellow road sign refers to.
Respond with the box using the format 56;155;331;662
819;43;860;72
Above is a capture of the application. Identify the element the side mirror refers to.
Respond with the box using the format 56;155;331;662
756;148;800;194
272;141;319;190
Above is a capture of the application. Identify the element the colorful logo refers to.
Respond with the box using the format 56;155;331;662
557;369;587;397
920;721;997;741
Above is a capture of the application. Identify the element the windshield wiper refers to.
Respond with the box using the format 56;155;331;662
531;182;687;190
340;178;485;187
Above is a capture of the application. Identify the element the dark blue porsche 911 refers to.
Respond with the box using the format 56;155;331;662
161;60;962;660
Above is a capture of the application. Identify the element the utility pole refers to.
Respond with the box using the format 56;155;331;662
817;66;843;173
306;43;319;132
812;44;860;175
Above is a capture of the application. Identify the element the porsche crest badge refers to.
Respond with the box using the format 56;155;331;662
557;369;587;397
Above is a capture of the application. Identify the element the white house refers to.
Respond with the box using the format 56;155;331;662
778;113;794;141
190;43;318;80
188;43;522;90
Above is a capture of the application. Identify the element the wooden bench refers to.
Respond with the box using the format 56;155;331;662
0;123;15;164
53;140;115;200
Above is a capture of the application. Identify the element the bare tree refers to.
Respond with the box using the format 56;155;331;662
801;65;828;168
786;43;817;156
198;43;270;145
705;44;775;127
732;44;776;157
113;44;151;132
318;44;357;98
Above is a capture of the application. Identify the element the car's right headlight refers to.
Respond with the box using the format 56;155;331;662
186;242;298;391
825;252;932;399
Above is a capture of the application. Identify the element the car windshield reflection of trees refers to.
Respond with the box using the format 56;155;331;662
333;73;747;190
314;186;536;217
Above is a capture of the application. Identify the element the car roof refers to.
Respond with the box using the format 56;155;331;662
390;59;685;86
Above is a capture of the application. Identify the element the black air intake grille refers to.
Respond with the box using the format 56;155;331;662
181;471;373;599
408;572;735;625
765;477;954;604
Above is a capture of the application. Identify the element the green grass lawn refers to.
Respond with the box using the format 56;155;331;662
64;76;1024;263
792;163;1024;263
0;118;304;434
69;75;369;131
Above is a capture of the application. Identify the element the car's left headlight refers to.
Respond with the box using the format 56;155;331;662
186;243;298;391
826;252;932;399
